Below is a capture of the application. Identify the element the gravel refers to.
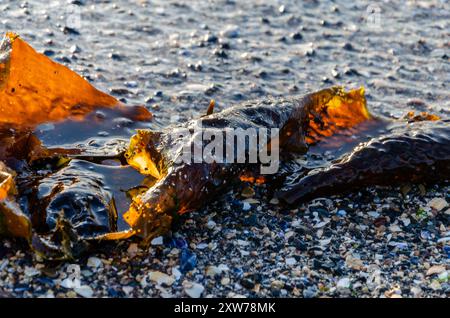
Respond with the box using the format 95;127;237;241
0;182;448;298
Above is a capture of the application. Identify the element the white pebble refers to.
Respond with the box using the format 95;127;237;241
151;236;164;245
184;282;205;298
87;257;103;269
74;285;94;298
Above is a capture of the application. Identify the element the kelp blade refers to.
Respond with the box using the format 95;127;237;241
121;87;373;240
0;32;119;127
0;162;31;238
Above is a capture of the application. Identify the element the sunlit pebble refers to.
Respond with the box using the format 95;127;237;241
70;45;81;54
97;131;109;137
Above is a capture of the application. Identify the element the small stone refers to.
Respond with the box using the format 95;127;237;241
184;282;204;298
122;286;134;295
74;285;94;298
66;291;77;298
206;266;222;277
285;257;297;266
337;277;351;289
426;265;446;276
389;224;402;232
242;202;251;211
269;198;279;204
196;243;208;249
168;268;180;281
427;198;448;211
148;271;175;286
367;211;380;218
345;255;364;270
400;184;412;196
63;26;80;35
400;217;411;227
60;278;81;289
206;220;216;229
410;286;422;297
240;278;255;289
429;280;441;291
69;45;81;54
237;240;250;247
241;186;255;198
271;280;284;289
220;25;240;38
87;257;103;269
127;243;139;257
302;286;318;298
24;266;40;277
290;32;303;40
180;249;197;273
221;277;230;285
151;236;164;245
438;271;448;282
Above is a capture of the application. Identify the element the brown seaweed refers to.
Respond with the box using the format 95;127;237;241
0;33;449;260
0;33;152;259
120;87;373;241
277;119;450;204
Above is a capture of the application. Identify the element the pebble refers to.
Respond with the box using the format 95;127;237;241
389;224;402;232
220;25;240;38
69;45;81;54
427;198;448;211
148;271;175;286
285;257;297;266
171;267;182;281
151;236;164;245
221;277;230;285
290;32;303;40
345;255;364;270
429;280;441;291
74;285;94;298
184;282;205;298
303;286;318;298
24;266;40;277
206;265;223;277
206;220;216;229
269;198;279;204
242;202;251;211
127;243;139;257
180;249;197;273
87;257;103;269
122;286;134;295
60;277;81;289
336;277;351;289
426;265;446;276
241;186;255;198
399;217;411;227
367;211;380;218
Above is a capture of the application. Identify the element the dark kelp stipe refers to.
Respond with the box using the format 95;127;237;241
0;33;449;260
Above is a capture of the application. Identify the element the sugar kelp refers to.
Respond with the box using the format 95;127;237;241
0;33;152;259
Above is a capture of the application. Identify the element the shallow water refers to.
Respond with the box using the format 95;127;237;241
1;0;448;126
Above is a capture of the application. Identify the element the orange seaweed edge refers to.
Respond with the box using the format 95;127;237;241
0;32;119;127
306;86;371;144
